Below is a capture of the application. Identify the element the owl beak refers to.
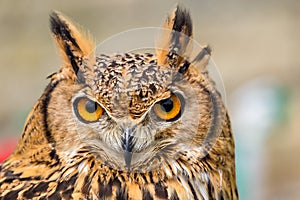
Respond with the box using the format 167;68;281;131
124;150;132;171
123;127;134;170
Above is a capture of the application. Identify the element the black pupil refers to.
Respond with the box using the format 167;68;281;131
160;98;174;112
85;100;97;113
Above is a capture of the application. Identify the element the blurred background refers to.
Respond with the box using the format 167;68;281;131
0;0;299;199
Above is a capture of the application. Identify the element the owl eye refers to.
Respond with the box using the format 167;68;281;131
73;97;104;123
153;93;184;121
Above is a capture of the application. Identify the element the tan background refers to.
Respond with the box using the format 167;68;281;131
0;0;299;199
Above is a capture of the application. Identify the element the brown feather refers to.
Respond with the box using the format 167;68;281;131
0;5;238;200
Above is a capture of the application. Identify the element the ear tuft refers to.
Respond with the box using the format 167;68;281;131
156;5;193;67
165;5;193;37
50;11;94;77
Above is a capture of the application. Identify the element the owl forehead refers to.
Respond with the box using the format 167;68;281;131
90;53;173;119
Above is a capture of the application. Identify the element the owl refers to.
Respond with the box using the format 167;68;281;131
0;5;238;200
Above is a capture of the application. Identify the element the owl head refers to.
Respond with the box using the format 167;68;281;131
17;6;227;172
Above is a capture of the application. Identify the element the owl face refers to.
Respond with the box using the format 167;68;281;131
48;8;218;171
48;54;202;170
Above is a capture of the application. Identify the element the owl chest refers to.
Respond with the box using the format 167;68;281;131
0;165;219;200
63;170;212;200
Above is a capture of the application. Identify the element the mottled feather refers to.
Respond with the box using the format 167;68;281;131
0;5;238;200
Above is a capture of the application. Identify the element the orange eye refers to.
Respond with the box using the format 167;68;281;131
153;93;183;121
74;97;103;123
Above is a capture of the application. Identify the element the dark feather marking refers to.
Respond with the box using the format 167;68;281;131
42;81;60;144
50;12;80;50
149;83;157;94
60;173;77;198
193;46;212;63
35;160;54;166
167;5;192;62
142;188;153;200
113;178;121;188
51;172;77;199
56;172;77;192
173;5;193;36
46;72;57;79
218;191;225;200
178;60;190;74
3;174;37;184
49;149;58;160
234;187;239;198
207;175;215;197
49;149;60;167
110;60;118;67
4;170;21;177
31;181;49;193
81;175;92;195
98;177;112;198
116;185;128;200
3;188;22;200
48;192;62;200
170;190;180;200
23;186;36;199
148;171;154;183
154;182;168;199
3;170;22;183
62;188;74;199
64;44;84;80
77;148;90;154
140;173;148;183
20;176;38;181
90;160;95;169
56;180;69;192
187;180;198;200
23;182;49;198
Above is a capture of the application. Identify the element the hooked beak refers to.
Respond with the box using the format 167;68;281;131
123;128;134;170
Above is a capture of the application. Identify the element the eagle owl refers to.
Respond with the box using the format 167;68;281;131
0;6;238;200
